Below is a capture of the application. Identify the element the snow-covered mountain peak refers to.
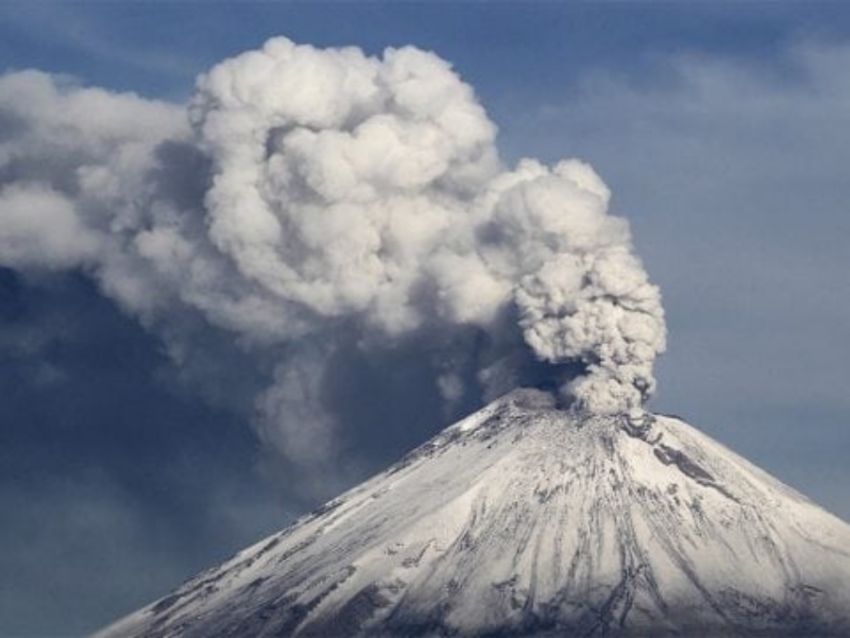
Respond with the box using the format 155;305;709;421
97;390;850;637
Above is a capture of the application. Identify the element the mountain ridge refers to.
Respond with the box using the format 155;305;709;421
96;389;850;637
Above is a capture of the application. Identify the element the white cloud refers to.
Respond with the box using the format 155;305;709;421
0;37;667;470
0;183;99;269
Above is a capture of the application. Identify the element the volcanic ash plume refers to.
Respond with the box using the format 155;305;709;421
0;38;665;467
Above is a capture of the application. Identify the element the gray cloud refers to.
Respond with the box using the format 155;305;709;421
498;40;850;517
0;38;666;485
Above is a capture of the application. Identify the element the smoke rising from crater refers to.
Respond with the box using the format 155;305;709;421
0;38;665;473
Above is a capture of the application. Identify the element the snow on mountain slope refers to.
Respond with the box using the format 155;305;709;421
96;389;850;637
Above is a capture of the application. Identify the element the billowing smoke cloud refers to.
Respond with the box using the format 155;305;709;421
0;38;665;476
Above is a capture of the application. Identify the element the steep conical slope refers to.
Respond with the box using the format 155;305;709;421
97;390;850;637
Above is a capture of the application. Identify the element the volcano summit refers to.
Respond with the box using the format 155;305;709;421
98;390;850;637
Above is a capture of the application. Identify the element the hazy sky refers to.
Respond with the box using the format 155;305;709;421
1;4;849;636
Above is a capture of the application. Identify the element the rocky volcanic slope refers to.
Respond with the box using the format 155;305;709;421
97;390;850;637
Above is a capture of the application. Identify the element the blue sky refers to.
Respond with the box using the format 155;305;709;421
1;3;849;635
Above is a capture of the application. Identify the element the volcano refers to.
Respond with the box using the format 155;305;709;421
97;390;850;637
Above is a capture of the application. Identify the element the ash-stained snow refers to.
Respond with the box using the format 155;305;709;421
97;390;850;637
